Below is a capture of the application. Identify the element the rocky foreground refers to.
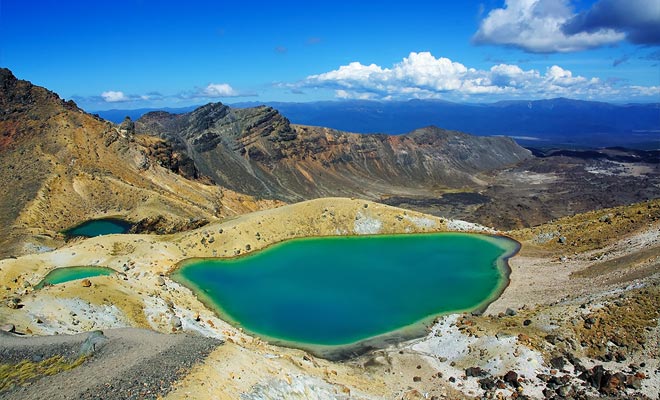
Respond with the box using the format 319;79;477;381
0;198;658;399
1;329;220;400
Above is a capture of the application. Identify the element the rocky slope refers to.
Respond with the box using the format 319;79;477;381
0;198;658;399
0;69;278;258
2;68;659;400
135;103;660;231
135;103;532;201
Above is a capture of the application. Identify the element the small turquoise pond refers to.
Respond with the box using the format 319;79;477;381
172;233;518;355
36;266;115;289
64;218;132;237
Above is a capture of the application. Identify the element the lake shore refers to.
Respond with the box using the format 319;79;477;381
1;197;658;399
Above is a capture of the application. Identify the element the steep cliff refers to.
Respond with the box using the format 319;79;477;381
136;103;532;201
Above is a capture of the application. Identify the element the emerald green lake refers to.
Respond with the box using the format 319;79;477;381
36;266;115;288
64;218;132;237
172;233;518;354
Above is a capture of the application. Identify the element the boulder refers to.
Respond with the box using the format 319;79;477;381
79;330;108;356
503;370;519;387
81;279;92;287
465;366;487;377
171;316;182;330
556;384;574;398
6;298;20;309
479;376;496;390
550;356;566;370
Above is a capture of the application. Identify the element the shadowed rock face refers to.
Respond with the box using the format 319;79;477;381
136;103;533;201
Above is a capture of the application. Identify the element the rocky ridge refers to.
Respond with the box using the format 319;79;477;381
136;103;532;201
0;68;278;258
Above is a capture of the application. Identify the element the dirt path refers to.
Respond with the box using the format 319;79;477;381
1;328;222;400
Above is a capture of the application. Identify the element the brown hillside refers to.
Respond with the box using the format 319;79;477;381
0;69;278;257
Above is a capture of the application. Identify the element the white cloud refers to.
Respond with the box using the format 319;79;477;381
545;65;588;86
202;83;240;97
307;53;474;96
336;89;377;100
473;0;625;52
101;90;130;102
629;85;660;96
300;51;659;101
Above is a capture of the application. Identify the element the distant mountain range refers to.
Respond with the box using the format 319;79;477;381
94;98;660;149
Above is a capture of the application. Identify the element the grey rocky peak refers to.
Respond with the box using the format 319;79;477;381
135;102;531;202
118;116;135;137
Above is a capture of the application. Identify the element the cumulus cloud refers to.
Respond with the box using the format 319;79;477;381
563;0;660;45
96;84;251;107
473;0;625;52
201;83;240;97
307;53;471;95
299;51;659;100
101;90;130;102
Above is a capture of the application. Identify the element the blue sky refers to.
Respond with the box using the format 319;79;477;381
1;0;658;110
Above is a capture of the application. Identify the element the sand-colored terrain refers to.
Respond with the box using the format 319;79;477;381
1;198;458;337
1;197;659;399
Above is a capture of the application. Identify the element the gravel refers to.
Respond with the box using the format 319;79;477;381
0;328;222;400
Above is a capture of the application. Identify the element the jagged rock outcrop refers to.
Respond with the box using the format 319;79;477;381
136;103;532;201
118;116;135;138
128;215;209;234
0;69;276;257
136;136;202;180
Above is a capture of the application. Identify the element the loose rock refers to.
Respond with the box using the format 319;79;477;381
503;370;519;388
550;356;566;370
79;330;108;356
171;316;182;330
465;367;487;377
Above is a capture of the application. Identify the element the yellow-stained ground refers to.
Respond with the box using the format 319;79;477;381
1;197;658;399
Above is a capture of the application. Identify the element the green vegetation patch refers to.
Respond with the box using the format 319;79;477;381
0;355;86;391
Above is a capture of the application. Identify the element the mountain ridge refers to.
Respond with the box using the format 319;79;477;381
0;68;278;257
135;103;532;202
96;98;660;148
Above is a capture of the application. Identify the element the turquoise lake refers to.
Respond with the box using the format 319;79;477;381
172;233;518;352
36;266;115;288
64;218;132;237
